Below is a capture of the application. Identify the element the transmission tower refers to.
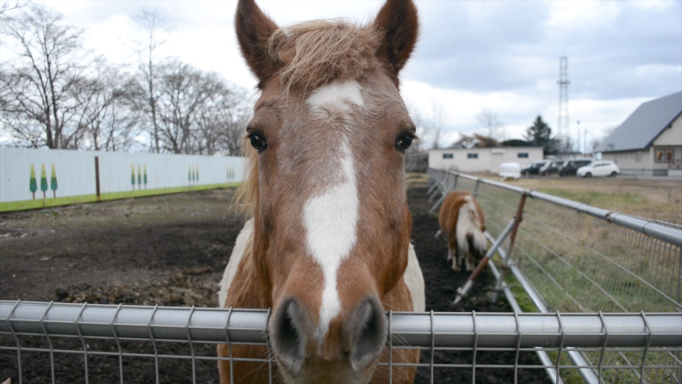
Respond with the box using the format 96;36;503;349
557;56;570;152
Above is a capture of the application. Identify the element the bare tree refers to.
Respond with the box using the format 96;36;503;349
198;90;251;156
476;109;503;140
0;4;93;149
72;63;143;151
588;125;618;154
428;103;449;149
0;1;25;15
406;101;450;150
130;9;173;153
153;60;247;154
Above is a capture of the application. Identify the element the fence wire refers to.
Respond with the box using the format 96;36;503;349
1;301;681;384
428;169;682;384
2;172;681;384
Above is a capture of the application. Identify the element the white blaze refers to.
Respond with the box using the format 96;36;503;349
306;80;364;117
303;80;363;340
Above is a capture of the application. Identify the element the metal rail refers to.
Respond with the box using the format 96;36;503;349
433;170;682;248
2;301;681;349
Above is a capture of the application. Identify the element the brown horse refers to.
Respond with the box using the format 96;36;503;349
438;191;487;271
218;0;424;383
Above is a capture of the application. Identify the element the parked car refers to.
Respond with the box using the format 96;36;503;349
577;161;620;177
521;160;549;175
539;161;562;176
559;159;592;176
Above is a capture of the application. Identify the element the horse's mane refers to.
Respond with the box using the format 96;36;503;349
235;20;382;217
268;19;382;94
234;144;259;218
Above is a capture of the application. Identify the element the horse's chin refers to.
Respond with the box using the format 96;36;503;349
277;357;379;384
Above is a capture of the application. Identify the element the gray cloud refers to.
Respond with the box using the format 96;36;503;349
404;1;681;101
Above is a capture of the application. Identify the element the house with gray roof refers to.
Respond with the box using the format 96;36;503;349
597;91;682;176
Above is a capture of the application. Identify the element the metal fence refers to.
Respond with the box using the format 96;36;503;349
427;168;682;384
2;170;682;384
2;301;681;384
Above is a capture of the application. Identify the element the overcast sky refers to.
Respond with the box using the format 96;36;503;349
23;0;682;149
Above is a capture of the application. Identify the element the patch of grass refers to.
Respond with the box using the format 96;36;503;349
492;260;586;383
540;189;648;208
0;182;241;213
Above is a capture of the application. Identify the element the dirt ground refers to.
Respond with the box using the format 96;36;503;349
1;178;546;383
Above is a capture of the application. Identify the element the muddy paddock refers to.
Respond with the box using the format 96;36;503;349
1;176;546;383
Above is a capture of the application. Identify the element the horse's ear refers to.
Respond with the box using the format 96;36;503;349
373;0;419;78
235;0;280;88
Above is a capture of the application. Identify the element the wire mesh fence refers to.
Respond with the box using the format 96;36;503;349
428;169;682;384
2;171;682;383
2;301;681;384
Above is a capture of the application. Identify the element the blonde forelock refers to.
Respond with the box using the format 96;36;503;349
268;19;382;94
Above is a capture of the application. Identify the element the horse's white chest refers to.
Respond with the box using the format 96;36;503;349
219;219;254;308
405;243;426;312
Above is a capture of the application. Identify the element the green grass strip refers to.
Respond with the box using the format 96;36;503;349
0;182;241;213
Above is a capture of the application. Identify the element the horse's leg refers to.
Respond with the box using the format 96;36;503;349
449;238;459;271
465;254;474;271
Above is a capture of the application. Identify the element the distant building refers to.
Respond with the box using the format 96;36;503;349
428;147;543;173
596;92;682;176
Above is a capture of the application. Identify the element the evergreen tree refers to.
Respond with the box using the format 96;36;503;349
143;165;148;190
523;116;559;155
50;164;58;198
40;164;48;199
131;165;136;191
29;164;37;200
501;139;531;147
137;164;142;189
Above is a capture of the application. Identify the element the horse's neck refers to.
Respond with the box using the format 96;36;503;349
220;219;271;309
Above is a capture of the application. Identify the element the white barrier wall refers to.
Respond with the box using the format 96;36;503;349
0;148;245;211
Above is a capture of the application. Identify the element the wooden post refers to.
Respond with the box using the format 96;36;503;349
95;156;101;201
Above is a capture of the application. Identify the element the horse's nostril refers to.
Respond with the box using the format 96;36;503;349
344;296;388;371
270;298;308;374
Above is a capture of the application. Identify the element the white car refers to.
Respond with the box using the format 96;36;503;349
577;161;620;177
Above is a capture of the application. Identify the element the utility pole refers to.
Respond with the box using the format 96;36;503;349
557;57;570;153
584;127;588;156
577;120;581;154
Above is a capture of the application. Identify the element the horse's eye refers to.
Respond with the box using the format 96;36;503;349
395;133;415;153
248;133;267;152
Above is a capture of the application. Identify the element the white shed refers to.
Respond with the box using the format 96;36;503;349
428;147;544;173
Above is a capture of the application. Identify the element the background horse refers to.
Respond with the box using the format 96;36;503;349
218;0;424;383
438;191;487;271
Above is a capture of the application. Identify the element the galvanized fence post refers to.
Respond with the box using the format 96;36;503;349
492;192;528;303
430;174;458;213
473;179;481;197
453;218;516;304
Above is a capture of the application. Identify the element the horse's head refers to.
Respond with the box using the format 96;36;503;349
235;0;418;382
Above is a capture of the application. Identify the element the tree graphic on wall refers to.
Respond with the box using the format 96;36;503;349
196;166;199;184
40;164;48;199
143;165;148;190
137;164;142;190
50;164;58;198
227;165;234;180
29;164;37;200
131;165;136;191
